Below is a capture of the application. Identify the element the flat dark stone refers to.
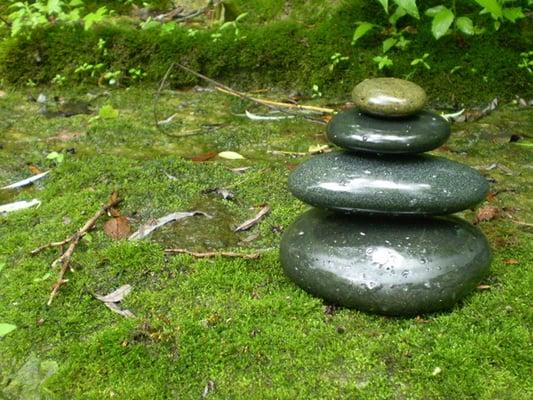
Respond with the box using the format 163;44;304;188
327;108;450;154
280;209;491;315
288;152;489;215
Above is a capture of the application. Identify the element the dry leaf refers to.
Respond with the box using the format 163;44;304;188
192;151;219;162
103;216;131;240
503;259;519;265
477;285;491;290
1;171;49;190
95;284;132;303
95;284;134;318
308;144;329;154
29;165;42;174
234;206;270;232
129;211;210;240
218;151;245;160
474;205;499;224
0;90;6;98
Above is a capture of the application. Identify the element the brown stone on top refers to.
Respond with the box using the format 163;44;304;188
352;78;427;117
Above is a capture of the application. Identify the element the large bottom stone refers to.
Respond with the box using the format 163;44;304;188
280;209;491;315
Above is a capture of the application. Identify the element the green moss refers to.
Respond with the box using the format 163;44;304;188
0;86;531;399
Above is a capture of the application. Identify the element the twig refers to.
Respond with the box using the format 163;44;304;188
164;248;261;259
33;194;122;306
154;63;175;129
174;63;334;114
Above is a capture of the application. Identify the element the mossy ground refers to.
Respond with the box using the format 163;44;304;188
0;85;531;399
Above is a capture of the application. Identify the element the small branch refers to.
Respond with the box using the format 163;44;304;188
33;194;122;306
174;63;334;114
154;63;175;129
164;248;261;259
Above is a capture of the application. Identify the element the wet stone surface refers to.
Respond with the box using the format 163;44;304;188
288;151;489;216
352;78;427;117
280;209;491;315
327;108;450;154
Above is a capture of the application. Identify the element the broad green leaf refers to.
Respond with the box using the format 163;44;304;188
382;37;398;53
431;7;454;39
389;6;406;25
425;5;446;17
0;262;5;272
70;0;84;6
393;0;419;19
47;0;61;14
352;22;375;44
376;0;389;13
502;7;524;22
218;151;245;160
0;323;16;338
83;6;107;30
456;16;474;35
473;0;502;18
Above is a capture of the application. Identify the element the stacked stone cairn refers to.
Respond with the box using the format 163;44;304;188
280;78;491;316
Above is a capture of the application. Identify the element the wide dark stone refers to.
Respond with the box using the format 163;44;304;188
327;108;450;154
280;209;491;315
288;152;489;215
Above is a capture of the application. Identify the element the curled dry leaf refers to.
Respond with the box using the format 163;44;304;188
473;205;500;224
503;259;519;265
103;216;131;240
192;151;219;162
129;211;211;240
234;206;270;232
2;171;50;190
95;284;135;318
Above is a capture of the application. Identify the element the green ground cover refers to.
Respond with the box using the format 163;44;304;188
0;1;531;104
0;86;531;399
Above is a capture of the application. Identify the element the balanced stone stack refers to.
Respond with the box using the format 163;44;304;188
280;78;491;316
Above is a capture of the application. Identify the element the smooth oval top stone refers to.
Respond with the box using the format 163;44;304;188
352;78;427;117
280;209;491;315
327;108;450;154
288;152;489;215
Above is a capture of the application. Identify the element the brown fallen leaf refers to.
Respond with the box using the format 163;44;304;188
29;165;43;174
104;216;131;240
192;151;219;162
234;206;270;232
503;259;519;265
473;205;499;224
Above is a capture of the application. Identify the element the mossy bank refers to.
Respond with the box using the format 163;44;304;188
0;1;531;105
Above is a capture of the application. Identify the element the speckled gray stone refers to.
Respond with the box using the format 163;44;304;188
327;108;450;154
352;78;427;117
280;209;491;315
288;151;489;215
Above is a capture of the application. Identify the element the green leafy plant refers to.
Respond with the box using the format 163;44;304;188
98;104;119;119
129;67;147;81
46;151;64;164
518;51;533;75
351;0;526;74
373;55;394;70
5;0;108;37
212;12;248;42
329;53;350;72
51;73;66;86
311;84;322;98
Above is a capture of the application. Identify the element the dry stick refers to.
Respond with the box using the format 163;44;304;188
36;196;122;306
174;63;335;114
154;63;175;129
164;248;261;259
